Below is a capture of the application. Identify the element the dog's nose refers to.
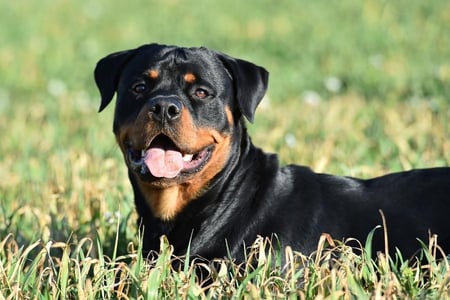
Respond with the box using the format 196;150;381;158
148;97;182;122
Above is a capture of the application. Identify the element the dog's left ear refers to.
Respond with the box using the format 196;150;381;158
217;53;269;123
94;49;137;112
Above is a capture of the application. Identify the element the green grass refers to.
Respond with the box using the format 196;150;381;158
1;0;450;298
1;231;449;298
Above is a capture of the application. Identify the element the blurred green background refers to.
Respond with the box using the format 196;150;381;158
2;0;450;102
0;0;449;248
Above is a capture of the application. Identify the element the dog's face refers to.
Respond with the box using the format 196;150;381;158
95;44;268;220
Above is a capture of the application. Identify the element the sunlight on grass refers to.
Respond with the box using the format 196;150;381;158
1;0;449;298
1;231;449;298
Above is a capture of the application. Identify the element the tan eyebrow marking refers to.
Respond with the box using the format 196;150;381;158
148;69;159;79
184;73;196;83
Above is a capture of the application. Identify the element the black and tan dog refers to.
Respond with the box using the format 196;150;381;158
95;43;450;261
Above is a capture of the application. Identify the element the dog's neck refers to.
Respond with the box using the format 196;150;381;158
133;121;271;222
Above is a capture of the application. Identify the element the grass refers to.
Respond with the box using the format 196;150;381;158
1;0;450;298
1;231;449;298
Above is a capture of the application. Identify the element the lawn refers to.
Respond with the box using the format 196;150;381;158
0;0;449;298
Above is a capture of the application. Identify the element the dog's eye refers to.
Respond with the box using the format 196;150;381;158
132;83;147;93
194;88;209;99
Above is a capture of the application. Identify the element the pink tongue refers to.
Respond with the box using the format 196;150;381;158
144;148;184;178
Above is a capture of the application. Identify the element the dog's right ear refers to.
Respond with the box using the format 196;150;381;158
94;49;136;112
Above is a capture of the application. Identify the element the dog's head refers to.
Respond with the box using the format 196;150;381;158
94;43;268;219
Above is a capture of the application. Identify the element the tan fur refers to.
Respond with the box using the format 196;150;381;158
148;69;159;79
184;73;196;83
225;106;234;126
134;133;231;220
116;104;234;220
139;184;182;220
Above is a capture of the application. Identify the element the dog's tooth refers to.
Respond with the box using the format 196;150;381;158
183;154;194;162
141;150;146;157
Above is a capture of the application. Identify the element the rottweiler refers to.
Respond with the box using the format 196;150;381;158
94;43;450;261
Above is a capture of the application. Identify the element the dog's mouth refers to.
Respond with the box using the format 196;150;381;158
127;134;213;180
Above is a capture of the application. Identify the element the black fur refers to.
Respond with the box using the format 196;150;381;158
95;43;450;261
